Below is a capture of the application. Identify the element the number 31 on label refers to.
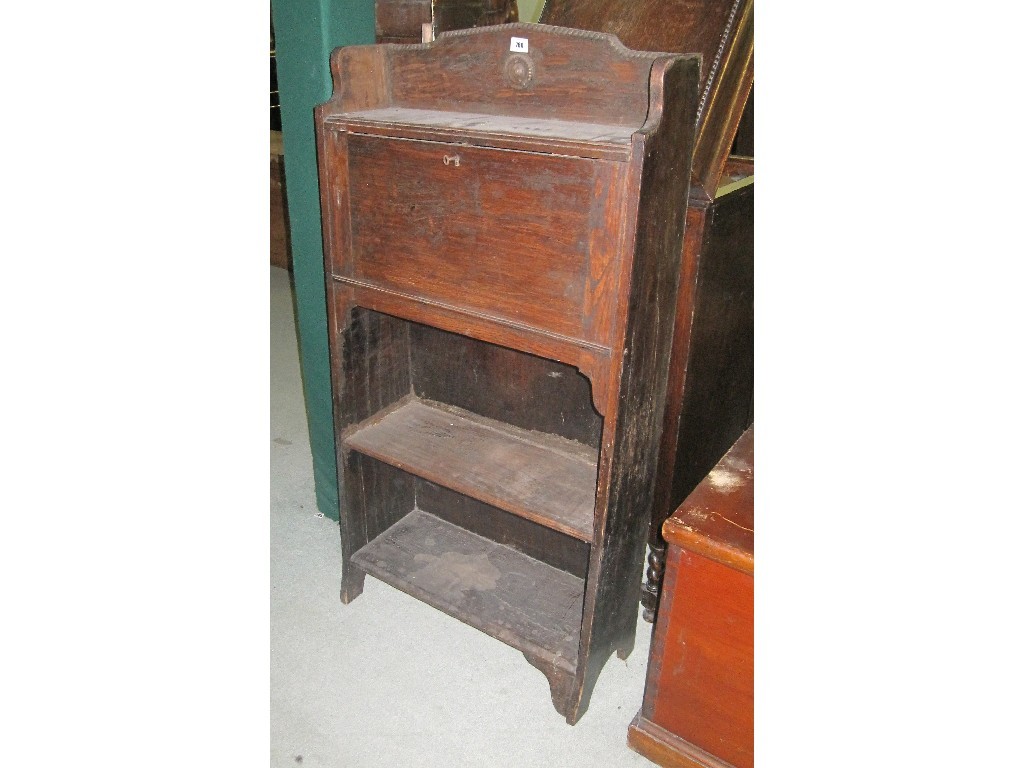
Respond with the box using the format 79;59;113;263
510;37;528;53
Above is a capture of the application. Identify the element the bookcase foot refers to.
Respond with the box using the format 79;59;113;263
616;632;636;661
524;653;583;724
339;568;365;604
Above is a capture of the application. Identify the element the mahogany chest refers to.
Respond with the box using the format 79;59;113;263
628;426;754;767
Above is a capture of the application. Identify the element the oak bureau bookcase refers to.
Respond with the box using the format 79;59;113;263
314;24;700;723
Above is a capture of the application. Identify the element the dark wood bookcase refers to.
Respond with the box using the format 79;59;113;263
314;24;699;723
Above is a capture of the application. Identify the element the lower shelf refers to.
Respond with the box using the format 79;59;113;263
351;508;584;672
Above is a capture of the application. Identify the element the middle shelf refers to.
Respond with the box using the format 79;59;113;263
343;397;599;542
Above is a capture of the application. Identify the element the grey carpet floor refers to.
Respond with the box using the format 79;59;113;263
271;265;655;767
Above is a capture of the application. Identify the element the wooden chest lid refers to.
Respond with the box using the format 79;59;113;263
663;425;753;574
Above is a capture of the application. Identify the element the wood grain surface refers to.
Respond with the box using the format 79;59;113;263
410;321;603;448
647;548;753;768
539;0;753;198
346;133;624;346
344;398;598;541
663;425;752;573
352;508;585;671
338;106;636;158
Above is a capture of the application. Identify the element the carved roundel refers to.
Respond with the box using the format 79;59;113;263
503;53;535;90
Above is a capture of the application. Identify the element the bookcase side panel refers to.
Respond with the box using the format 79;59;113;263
573;55;700;721
330;301;414;600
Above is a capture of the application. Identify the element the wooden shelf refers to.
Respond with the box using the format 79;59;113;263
328;106;636;160
352;509;584;671
340;106;635;143
343;398;598;542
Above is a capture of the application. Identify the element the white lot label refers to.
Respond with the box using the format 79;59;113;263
510;37;529;52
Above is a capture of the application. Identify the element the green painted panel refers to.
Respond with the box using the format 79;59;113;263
272;0;375;520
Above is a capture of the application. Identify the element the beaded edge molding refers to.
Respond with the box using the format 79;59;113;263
696;0;742;125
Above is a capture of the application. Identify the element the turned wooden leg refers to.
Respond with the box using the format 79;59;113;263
640;542;666;623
